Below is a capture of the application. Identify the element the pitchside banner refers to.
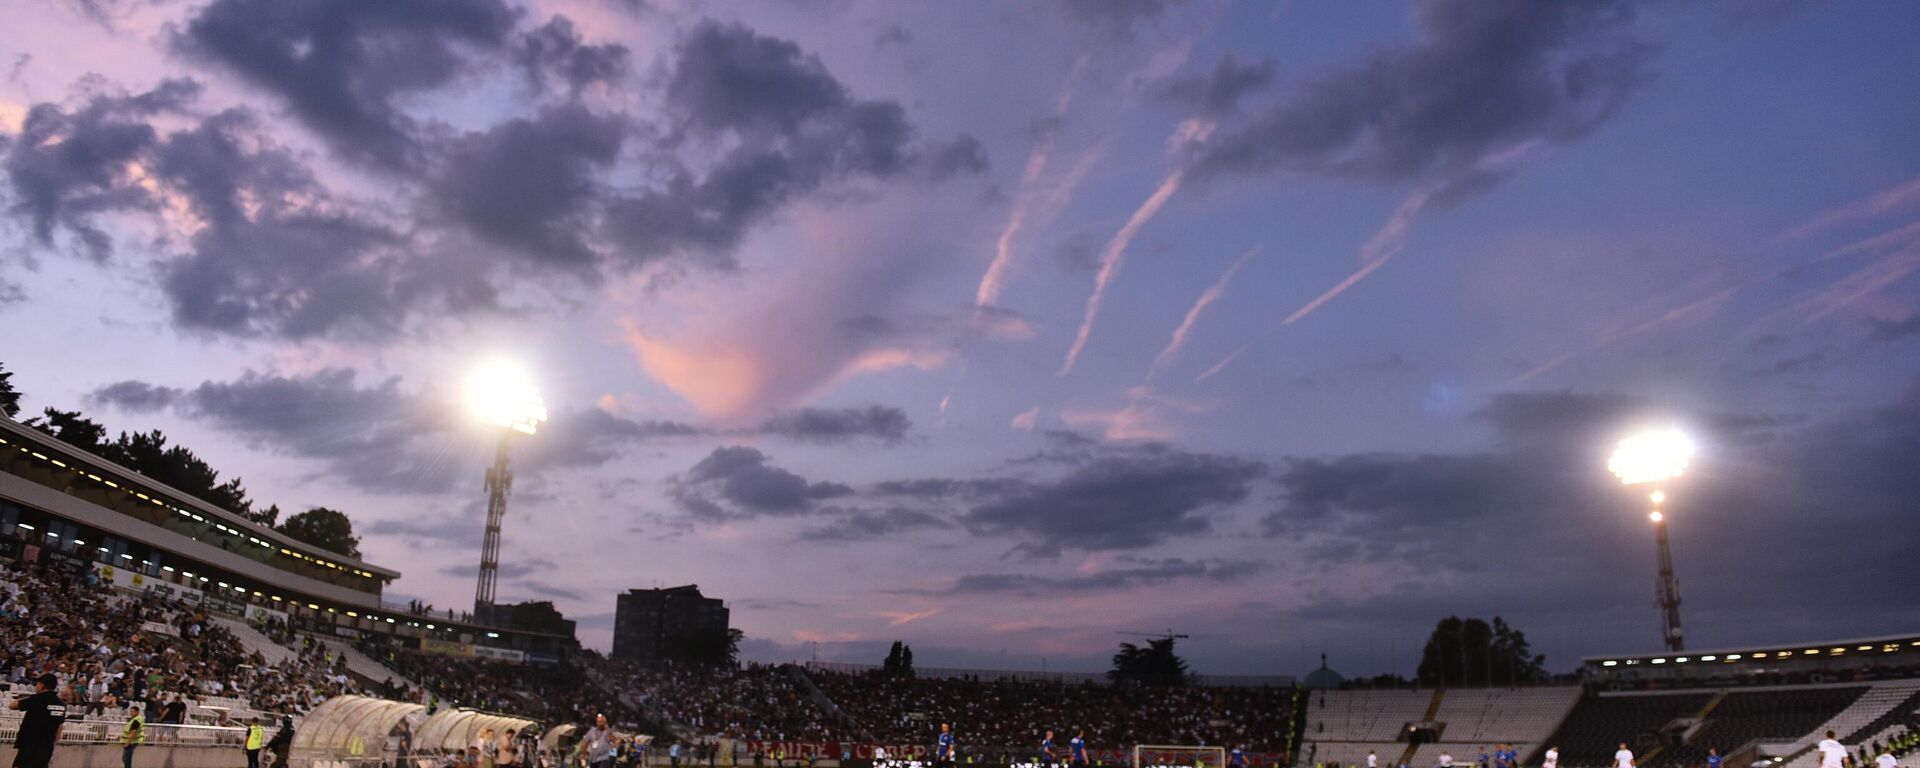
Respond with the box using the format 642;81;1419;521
743;743;1284;767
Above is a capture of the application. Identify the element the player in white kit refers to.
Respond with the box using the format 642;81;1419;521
1370;752;1379;768
1817;731;1848;768
1439;752;1453;768
1615;743;1634;768
1543;747;1559;768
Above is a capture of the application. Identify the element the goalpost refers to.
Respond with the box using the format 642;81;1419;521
1133;745;1229;768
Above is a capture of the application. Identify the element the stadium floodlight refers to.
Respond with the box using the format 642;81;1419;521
1607;427;1694;653
464;359;549;435
1607;428;1693;486
464;359;549;621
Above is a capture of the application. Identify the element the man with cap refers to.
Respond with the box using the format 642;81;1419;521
11;673;68;768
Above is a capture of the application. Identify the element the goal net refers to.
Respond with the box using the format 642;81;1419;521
1134;745;1229;768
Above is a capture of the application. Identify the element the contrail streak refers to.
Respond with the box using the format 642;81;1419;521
1147;246;1260;382
1195;190;1428;383
1059;169;1185;376
975;57;1088;307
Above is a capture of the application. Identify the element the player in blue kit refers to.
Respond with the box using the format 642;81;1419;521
1708;749;1722;768
1231;747;1247;768
936;724;954;766
1042;731;1057;766
1070;731;1088;766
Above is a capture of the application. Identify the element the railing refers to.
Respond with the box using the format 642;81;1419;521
0;719;247;746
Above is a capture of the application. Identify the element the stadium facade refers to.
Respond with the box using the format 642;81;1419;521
0;417;574;660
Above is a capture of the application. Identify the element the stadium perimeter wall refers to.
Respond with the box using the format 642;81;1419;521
0;745;247;768
737;740;1289;767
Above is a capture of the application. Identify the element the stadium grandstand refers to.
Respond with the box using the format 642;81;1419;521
0;417;573;660
7;413;1920;768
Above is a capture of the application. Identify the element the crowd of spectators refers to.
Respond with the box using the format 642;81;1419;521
0;554;1306;761
0;558;361;724
373;646;643;728
604;661;844;743
808;670;1297;753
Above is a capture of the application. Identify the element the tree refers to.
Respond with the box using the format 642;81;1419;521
883;641;905;674
26;408;112;452
1109;637;1189;686
1416;615;1546;687
883;641;917;676
664;626;742;667
252;504;282;528
0;363;20;418
277;507;362;559
105;430;254;518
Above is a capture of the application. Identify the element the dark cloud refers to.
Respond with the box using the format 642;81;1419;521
159;209;491;340
86;380;183;412
752;406;910;444
732;598;822;611
437;558;554;580
602;21;919;269
512;581;583;602
1868;313;1920;342
798;507;951;542
515;16;631;95
149;109;316;230
146;108;482;340
1156;55;1276;118
516;408;701;470
160;368;460;493
869;477;1023;500
173;0;521;169
362;510;478;546
2;79;199;260
428;104;627;270
897;557;1263;596
1056;0;1182;37
923;135;990;181
874;24;913;50
672;446;854;520
1;75;502;340
963;443;1266;557
1190;0;1653;200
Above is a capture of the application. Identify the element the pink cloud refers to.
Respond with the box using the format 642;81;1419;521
877;608;943;626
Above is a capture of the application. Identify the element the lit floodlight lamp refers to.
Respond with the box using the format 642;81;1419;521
464;360;549;435
1608;428;1694;486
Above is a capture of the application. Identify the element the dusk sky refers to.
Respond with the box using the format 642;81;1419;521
4;0;1919;678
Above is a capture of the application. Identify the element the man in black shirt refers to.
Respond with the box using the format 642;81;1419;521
11;673;67;768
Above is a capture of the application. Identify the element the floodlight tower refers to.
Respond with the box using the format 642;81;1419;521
1607;428;1696;653
465;361;549;620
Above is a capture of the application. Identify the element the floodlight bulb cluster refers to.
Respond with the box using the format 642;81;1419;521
464;360;549;435
1608;428;1695;486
